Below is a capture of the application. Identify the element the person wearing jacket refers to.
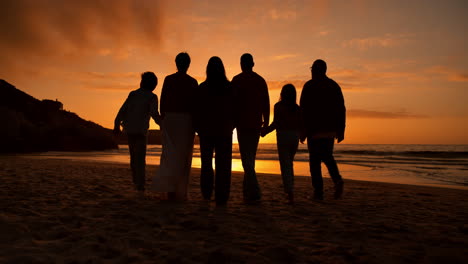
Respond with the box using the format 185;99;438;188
300;59;346;200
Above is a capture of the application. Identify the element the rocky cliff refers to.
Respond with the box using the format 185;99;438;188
0;80;118;152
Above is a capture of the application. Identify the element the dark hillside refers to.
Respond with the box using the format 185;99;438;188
0;80;118;152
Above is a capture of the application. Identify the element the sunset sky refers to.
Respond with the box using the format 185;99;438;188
1;0;467;144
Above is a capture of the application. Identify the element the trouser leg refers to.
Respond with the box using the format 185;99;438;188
135;135;147;191
199;135;215;200
237;129;261;201
128;136;137;185
321;138;343;185
308;138;324;196
277;131;298;194
128;134;147;191
214;134;232;205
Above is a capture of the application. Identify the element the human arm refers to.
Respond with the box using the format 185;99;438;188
150;94;161;126
299;83;309;144
335;82;346;143
261;103;278;137
159;76;169;119
261;78;270;128
114;95;130;134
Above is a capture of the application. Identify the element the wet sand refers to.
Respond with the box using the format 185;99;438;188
1;156;467;263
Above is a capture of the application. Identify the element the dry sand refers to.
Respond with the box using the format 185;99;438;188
0;156;467;263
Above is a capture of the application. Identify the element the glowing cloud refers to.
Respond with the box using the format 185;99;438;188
348;109;427;119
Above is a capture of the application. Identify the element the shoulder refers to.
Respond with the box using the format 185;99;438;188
128;89;140;97
326;77;338;85
164;73;177;82
303;79;314;88
253;72;265;80
188;75;199;86
231;73;242;82
329;78;341;88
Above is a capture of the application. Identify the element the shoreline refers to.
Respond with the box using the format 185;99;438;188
16;154;468;191
1;156;467;263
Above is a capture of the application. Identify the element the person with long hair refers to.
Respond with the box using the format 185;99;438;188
261;84;302;204
194;56;236;206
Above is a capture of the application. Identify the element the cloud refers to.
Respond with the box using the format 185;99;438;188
426;66;468;82
0;0;165;70
79;83;135;92
342;34;411;50
330;68;429;91
348;109;427;119
270;54;299;61
73;71;142;91
268;9;297;21
267;80;306;91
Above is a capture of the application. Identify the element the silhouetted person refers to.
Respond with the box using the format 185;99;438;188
114;72;161;194
261;84;302;204
194;56;236;206
152;52;198;201
300;59;346;200
231;53;270;202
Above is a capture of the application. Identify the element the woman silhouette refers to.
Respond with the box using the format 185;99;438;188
194;56;236;206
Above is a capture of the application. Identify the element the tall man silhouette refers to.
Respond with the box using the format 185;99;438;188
231;53;270;202
300;59;345;200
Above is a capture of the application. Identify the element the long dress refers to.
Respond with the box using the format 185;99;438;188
151;112;194;200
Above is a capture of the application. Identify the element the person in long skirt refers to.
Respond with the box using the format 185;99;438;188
152;53;198;201
261;84;302;204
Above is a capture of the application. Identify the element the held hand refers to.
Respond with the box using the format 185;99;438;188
113;126;121;136
299;131;307;144
260;127;269;137
337;133;344;143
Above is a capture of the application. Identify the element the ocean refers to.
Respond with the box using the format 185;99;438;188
27;144;468;190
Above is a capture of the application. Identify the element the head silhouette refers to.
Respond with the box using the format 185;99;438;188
240;53;254;72
175;52;191;73
280;84;296;105
140;72;158;91
206;56;227;82
311;59;327;79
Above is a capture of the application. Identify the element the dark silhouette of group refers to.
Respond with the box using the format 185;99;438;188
114;52;346;205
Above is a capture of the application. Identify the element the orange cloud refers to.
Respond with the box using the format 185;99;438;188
348;109;427;119
0;0;165;71
270;54;299;61
342;34;411;50
267;80;306;91
426;66;468;82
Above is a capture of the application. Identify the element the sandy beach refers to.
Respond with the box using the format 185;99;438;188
1;156;467;263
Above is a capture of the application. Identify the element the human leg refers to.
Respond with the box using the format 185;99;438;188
214;134;232;205
307;138;324;199
276;131;297;194
127;135;137;185
237;128;261;201
129;134;147;191
321;138;344;198
199;135;215;200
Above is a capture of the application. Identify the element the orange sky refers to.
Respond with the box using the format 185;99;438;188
1;0;467;144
